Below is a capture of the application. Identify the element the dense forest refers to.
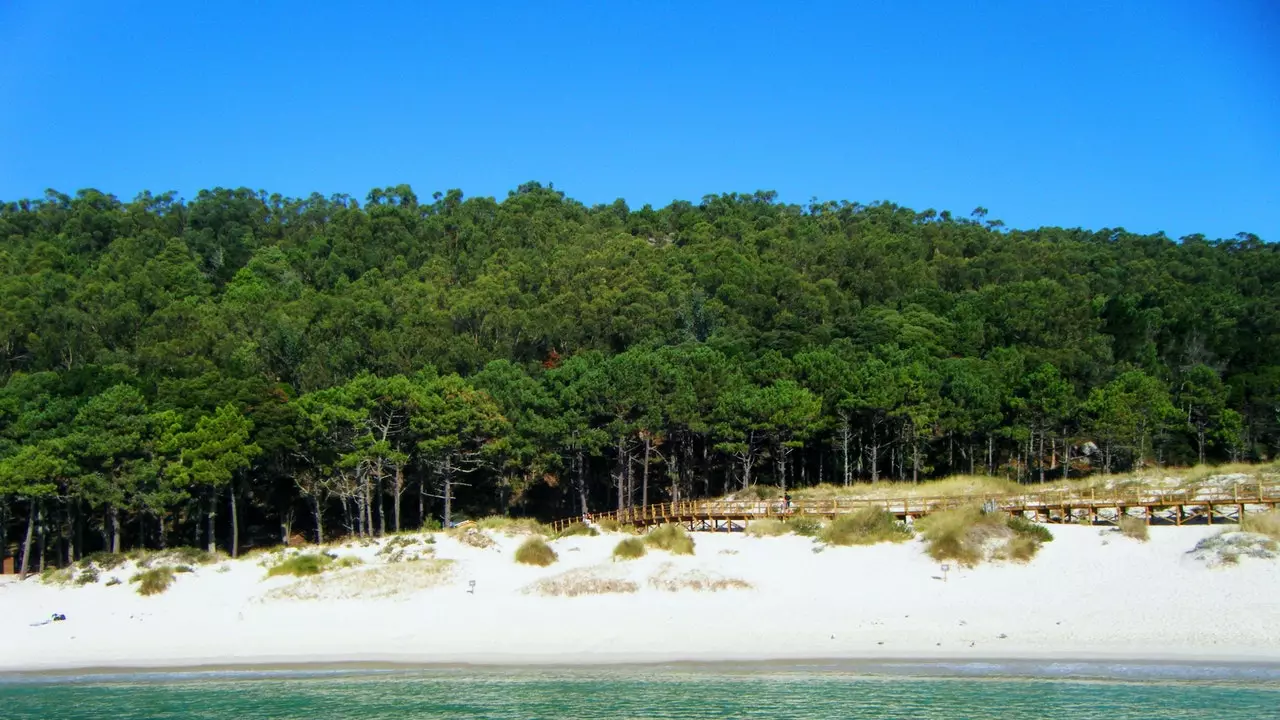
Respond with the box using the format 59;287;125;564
2;183;1277;573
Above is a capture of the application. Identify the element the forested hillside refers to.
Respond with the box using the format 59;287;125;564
2;183;1277;568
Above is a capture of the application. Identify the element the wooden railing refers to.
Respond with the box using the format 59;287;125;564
550;482;1280;532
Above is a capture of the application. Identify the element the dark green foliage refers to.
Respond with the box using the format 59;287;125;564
785;516;824;537
0;183;1276;559
132;567;175;596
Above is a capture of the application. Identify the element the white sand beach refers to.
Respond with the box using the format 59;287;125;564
2;524;1278;672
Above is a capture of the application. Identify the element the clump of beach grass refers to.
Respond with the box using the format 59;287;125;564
785;516;824;537
612;537;647;560
447;527;497;549
1189;531;1280;567
132;566;176;596
918;505;1049;566
476;516;554;536
745;518;789;537
75;567;101;585
267;559;455;601
1117;516;1149;542
645;524;695;555
266;552;335;578
557;522;599;538
597;518;625;532
524;568;639;597
1241;510;1280;541
820;508;913;546
515;536;558;566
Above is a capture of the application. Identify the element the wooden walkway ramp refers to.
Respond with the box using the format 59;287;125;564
552;482;1280;533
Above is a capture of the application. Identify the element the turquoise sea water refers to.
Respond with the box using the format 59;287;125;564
3;662;1278;719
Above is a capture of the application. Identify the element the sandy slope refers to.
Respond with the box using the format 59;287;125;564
2;525;1277;672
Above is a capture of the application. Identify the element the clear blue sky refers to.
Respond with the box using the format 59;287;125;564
1;1;1276;240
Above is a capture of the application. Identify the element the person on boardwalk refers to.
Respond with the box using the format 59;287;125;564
784;493;793;514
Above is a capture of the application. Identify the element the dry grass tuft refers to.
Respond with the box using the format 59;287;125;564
1189;531;1280;567
265;552;335;577
744;518;789;537
476;516;554;536
917;505;1027;567
524;568;639;597
514;536;558;566
557;522;599;538
266;559;455;600
447;527;497;549
597;518;626;533
1117;516;1149;542
612;537;647;560
1241;510;1280;541
645;524;696;555
820;507;913;546
647;564;751;592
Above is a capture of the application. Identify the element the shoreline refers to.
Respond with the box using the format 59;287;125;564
7;655;1280;684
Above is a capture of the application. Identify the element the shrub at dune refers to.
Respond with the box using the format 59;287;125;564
613;537;647;560
820;508;913;546
515;536;559;566
132;566;176;596
1118;516;1149;542
267;553;335;578
557;522;599;538
1241;511;1280;541
745;518;788;537
645;524;695;555
918;506;1049;565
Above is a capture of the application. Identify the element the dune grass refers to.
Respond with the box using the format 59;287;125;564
514;536;558;566
647;566;752;592
446;527;497;549
476;516;554;536
557;522;599;538
1241;510;1280;541
597;518;626;532
916;505;1052;566
645;524;695;555
612;537;647;560
1117;516;1149;542
131;566;176;596
819;508;913;546
744;518;789;537
266;553;335;578
785;516;824;537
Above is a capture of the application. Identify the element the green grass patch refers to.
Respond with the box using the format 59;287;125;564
645;524;695;555
266;553;335;578
917;505;1015;567
820;508;913;546
514;536;558;566
78;552;127;571
75;568;101;585
476;516;554;536
612;537;647;560
40;567;74;584
785;516;824;537
132;566;176;596
1007;515;1054;543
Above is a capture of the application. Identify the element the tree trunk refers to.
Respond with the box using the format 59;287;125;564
1038;431;1045;484
313;496;325;543
65;503;76;565
641;434;651;508
418;478;426;528
393;465;404;532
840;412;851;486
576;449;588;516
230;481;239;558
613;436;627;511
987;434;994;475
869;433;881;484
1062;427;1070;481
912;436;920;484
20;500;37;579
0;500;8;575
442;456;454;528
110;505;122;554
206;491;217;554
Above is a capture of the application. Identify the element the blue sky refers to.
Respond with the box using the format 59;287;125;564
0;1;1276;240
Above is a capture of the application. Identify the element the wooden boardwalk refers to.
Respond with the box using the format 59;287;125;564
552;482;1280;533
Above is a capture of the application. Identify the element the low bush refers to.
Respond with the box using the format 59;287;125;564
105;577;122;587
174;565;194;573
40;567;74;584
1117;516;1149;542
75;568;100;585
996;535;1041;562
557;522;599;538
514;536;558;567
645;524;695;555
78;552;127;571
612;537;647;560
917;505;1011;567
597;518;625;532
820;508;913;546
446;527;497;549
266;553;334;578
421;518;443;532
785;516;824;537
477;516;554;536
1007;515;1054;543
1190;531;1280;567
335;556;364;569
1241;511;1280;541
132;566;175;596
744;518;788;537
